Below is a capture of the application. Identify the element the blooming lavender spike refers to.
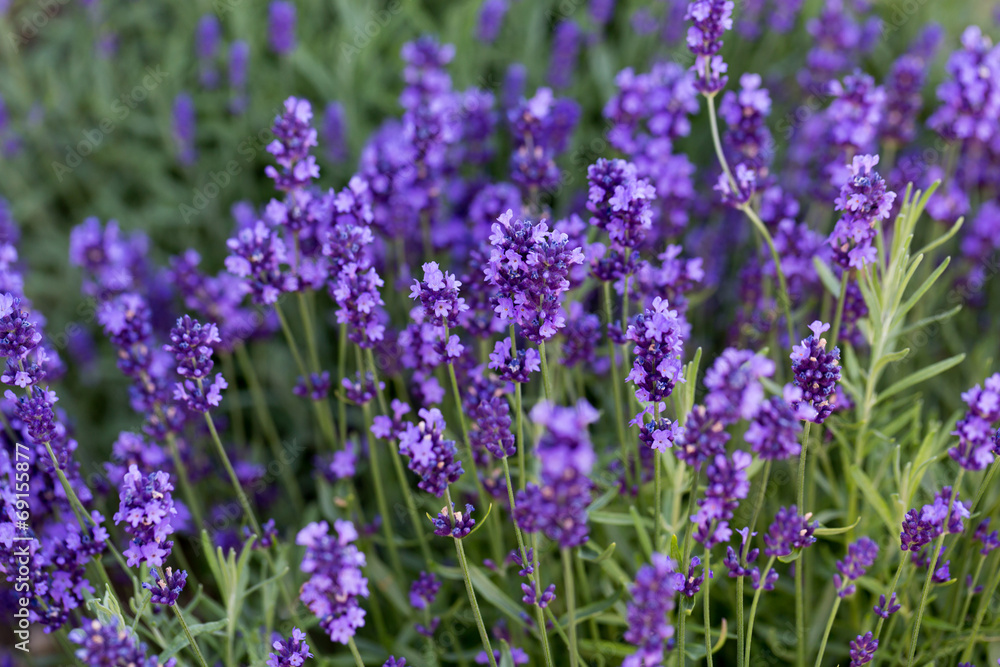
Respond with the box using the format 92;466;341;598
548;20;581;89
928;26;1000;143
828;154;896;269
410;261;469;329
113;465;177;568
692;450;752;547
827;70;885;157
745;385;805;460
68;617;175;667
685;0;734;93
834;537;878;597
172;93;196;166
267;628;313;667
874;592;900;618
625;296;686;403
950;373;1000;470
704;348;775;424
195;14;220;88
719;72;774;172
432;503;476;538
297;519;368;644
323;101;347;162
268;1;297;55
763;506;817;557
849;632;878;666
790;320;841;423
477;0;508;43
228;40;250;114
398;408;464;496
622;553;685;667
265;96;319;194
143;566;187;606
586;158;657;248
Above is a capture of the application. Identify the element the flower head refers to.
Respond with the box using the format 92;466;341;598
410;262;469;328
834;537;879;597
764;506;817;557
143;567;187;606
829;154;896;269
296;520;368;644
398;408;463;496
625;297;686;403
622;553;685;667
790;321;841;423
267;628;313;667
113;465;177;568
69;617;175;667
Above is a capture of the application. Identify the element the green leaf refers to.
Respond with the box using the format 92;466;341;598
778;550;802;563
465;503;493;538
871;348;910;377
578;541;616;563
898;305;962;336
587;487;618;513
813;256;842;297
467;565;529;629
850;466;896;534
669;533;682;564
877;353;965;405
915;216;964;256
590;511;636;526
813;517;861;537
630;505;654;559
160;619;228;660
556;589;624;628
897;256;951;319
366;553;411;615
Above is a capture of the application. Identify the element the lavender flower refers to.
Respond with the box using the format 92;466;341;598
323;101;347;162
195;14;220;88
172;93;196;166
143;566;187;606
692;450;752;546
228;41;250;114
764;506;817;557
928;26;1000;143
398;408;463;496
849;632;878;667
827;71;885;156
715;162;756;207
790;320;841;423
265;96;319;194
225;220;296;304
745;385;806;460
622;553;685;667
268;1;296;55
409;571;441;610
950;373;1000;470
548;20;581;89
874;592;901;618
719;73;773;171
267;628;313;667
586;158;657;248
477;0;508;43
330;262;386;348
485;209;583;342
900;487;970;552
114;465;177;568
704;348;775;425
515;401;597;548
828;154;896;269
410;262;469;328
625;297;686;403
487;337;540;383
68;617;175;667
164;315;219;380
465;375;515;459
432;503;476;538
834;537;878;597
297;519;368;644
685;0;734;93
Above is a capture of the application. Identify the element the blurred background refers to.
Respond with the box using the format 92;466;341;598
1;0;998;468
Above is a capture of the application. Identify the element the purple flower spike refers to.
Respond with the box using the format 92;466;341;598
625;296;686;403
268;1;297;55
267;628;313;667
828;154;896;269
433;503;476;538
409;571;441;610
715;162;756;207
790;321;841;423
623;553;684;667
950;373;1000;471
265;96;319;194
164;315;220;380
297;519;368;644
69;617;175;667
113;465;177;568
685;0;733;93
764;506;817;557
488;337;540;383
849;632;878;667
704;348;775;425
410;261;468;328
745;385;805;460
398;408;464;496
586;158;657;248
834;537;879;597
143;566;187;606
874;592;900;618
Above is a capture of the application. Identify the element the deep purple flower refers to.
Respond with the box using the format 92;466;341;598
267;628;313;667
834;537;879;597
507;89;580;192
950;373;1000;470
114;465;177;568
68;617;175;667
330;262;386;348
228;41;250;114
195;15;220;88
323;101;347;162
409;571;441;610
268;1;297;55
685;0;733;93
928;26;1000;143
5;386;58;447
874;592;900;618
827;71;885;156
410;262;468;329
297;519;368;644
799;0;878;94
692;450;752;547
764;506;817;557
715;162;756;207
849;632;878;667
173;373;227;413
503;63;527;109
704;348;775;425
675;404;730;468
882;54;929;146
901;487;970;552
485;210;583;342
790;320;841;423
745;385;806;460
383;659;407;667
294;371;331;400
432;503;476;538
226;221;297;304
465;375;515;459
829;154;896;269
0;293;41;364
172;93;196;166
625;296;686;403
590;0;615;25
974;518;1000;555
622;553;684;667
398;408;463;496
341;372;383;406
477;0;508;43
143;567;187;606
548;19;581;89
514;401;597;548
164;315;220;380
521;582;557;608
719;73;773;171
266;96;319;194
587;158;656;248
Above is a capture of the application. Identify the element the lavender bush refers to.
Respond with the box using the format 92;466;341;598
2;1;1000;666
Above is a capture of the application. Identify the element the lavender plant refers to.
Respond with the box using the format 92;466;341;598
2;2;1000;667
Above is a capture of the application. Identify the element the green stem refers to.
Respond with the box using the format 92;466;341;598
828;270;850;351
502;457;555;667
510;326;527;491
275;302;338;448
796;422;811;667
960;550;1000;662
347;637;366;667
539;340;554;401
360;402;403;576
165;432;205;530
677;469;700;667
812;596;842;667
738;460;771;667
337;323;349;445
740;204;795;348
744;556;776;667
172;604;210;667
603;281;631;490
703;547;713;667
365;348;434;565
446;488;498;667
562;547;579;667
232;344;305;513
201;408;261;536
958;553;987;629
971;456;999;514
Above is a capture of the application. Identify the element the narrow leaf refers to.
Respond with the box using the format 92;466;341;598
814;517;861;537
877;353;965;404
850;466;896;533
